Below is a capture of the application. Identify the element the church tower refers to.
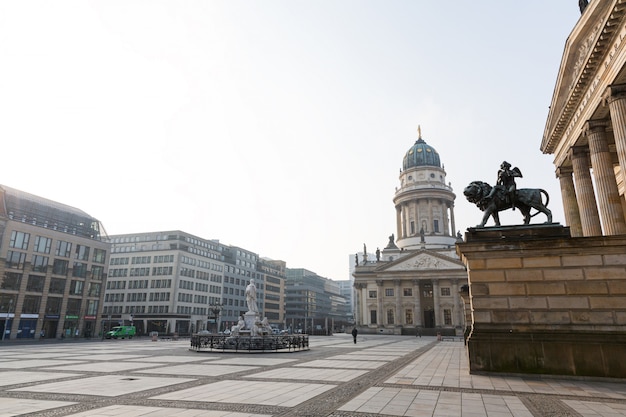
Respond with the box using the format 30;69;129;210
393;127;457;250
352;126;467;336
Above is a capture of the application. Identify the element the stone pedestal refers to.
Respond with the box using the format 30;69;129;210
456;224;626;378
244;311;259;331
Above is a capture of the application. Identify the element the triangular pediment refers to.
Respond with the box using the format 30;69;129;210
382;250;464;272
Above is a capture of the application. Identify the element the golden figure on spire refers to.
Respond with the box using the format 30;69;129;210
417;125;422;139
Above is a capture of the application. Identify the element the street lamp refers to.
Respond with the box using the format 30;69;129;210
2;298;14;342
207;302;223;333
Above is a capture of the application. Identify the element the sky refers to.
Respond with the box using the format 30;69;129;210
0;1;583;281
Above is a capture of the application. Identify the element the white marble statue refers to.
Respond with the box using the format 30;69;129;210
261;317;272;335
231;316;245;336
245;279;259;313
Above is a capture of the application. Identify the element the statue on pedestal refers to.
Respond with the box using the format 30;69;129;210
463;162;552;228
245;279;259;313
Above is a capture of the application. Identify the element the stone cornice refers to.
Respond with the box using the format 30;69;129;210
542;1;626;154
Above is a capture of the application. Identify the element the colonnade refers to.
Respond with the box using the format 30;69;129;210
556;84;626;237
395;199;456;239
353;279;463;330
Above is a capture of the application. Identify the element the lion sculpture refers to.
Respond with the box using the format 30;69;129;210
464;181;552;228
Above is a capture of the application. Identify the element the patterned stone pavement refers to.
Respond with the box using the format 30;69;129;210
0;334;625;416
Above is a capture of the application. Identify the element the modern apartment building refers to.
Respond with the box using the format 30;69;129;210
0;185;109;339
285;268;350;334
105;231;224;335
221;246;261;331
257;258;286;327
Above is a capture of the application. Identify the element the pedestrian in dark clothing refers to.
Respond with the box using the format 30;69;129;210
351;327;358;344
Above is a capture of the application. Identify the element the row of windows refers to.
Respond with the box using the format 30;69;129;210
0;294;98;315
369;287;452;298
2;273;100;297
130;267;150;277
186;245;222;262
181;255;223;272
266;276;282;285
149;292;170;302
108;266;174;278
223;275;264;290
178;280;211;292
184;236;220;251
102;304;151;315
110;254;175;266
177;305;196;315
131;256;151;264
224;265;259;278
175;293;210;305
6;252;103;280
105;291;173;303
9;232;106;263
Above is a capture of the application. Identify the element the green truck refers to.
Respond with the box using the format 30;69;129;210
105;325;136;339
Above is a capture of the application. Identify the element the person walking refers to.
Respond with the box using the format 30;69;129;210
351;327;358;344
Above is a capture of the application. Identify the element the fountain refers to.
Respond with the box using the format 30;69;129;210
190;279;309;353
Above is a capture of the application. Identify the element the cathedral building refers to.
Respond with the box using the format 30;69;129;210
353;129;468;336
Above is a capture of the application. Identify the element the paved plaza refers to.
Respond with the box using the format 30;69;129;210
1;334;625;416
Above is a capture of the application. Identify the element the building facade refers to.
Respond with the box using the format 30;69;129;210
257;258;286;327
542;1;626;236
105;231;224;335
221;246;263;330
0;185;109;339
353;132;467;335
285;268;350;334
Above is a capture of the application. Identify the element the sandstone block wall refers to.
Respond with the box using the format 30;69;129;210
457;225;626;378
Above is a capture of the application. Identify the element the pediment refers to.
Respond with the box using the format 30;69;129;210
383;251;463;272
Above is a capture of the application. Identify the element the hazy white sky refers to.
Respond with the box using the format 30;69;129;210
0;1;581;281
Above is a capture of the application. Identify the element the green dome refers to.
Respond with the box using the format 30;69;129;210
402;138;441;170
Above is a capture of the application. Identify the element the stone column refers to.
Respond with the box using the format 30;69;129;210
432;280;440;327
443;200;450;235
394;279;402;325
570;146;602;236
427;198;433;232
556;166;583;237
605;84;626;186
376;280;384;326
396;206;402;242
585;120;626;235
353;283;363;326
449;203;456;237
362;285;369;325
412;279;422;326
452;280;461;328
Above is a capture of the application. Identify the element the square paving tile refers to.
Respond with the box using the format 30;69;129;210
208;357;296;366
10;374;195;396
70;354;149;361
152;380;336;407
0;359;87;369
244;367;368;382
63;404;272;417
0;397;76;416
138;364;258;376
42;361;166;372
329;354;400;361
126;355;214;363
2;352;75;359
0;371;82;387
295;359;386;369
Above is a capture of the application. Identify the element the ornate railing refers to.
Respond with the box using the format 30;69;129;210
190;334;309;353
